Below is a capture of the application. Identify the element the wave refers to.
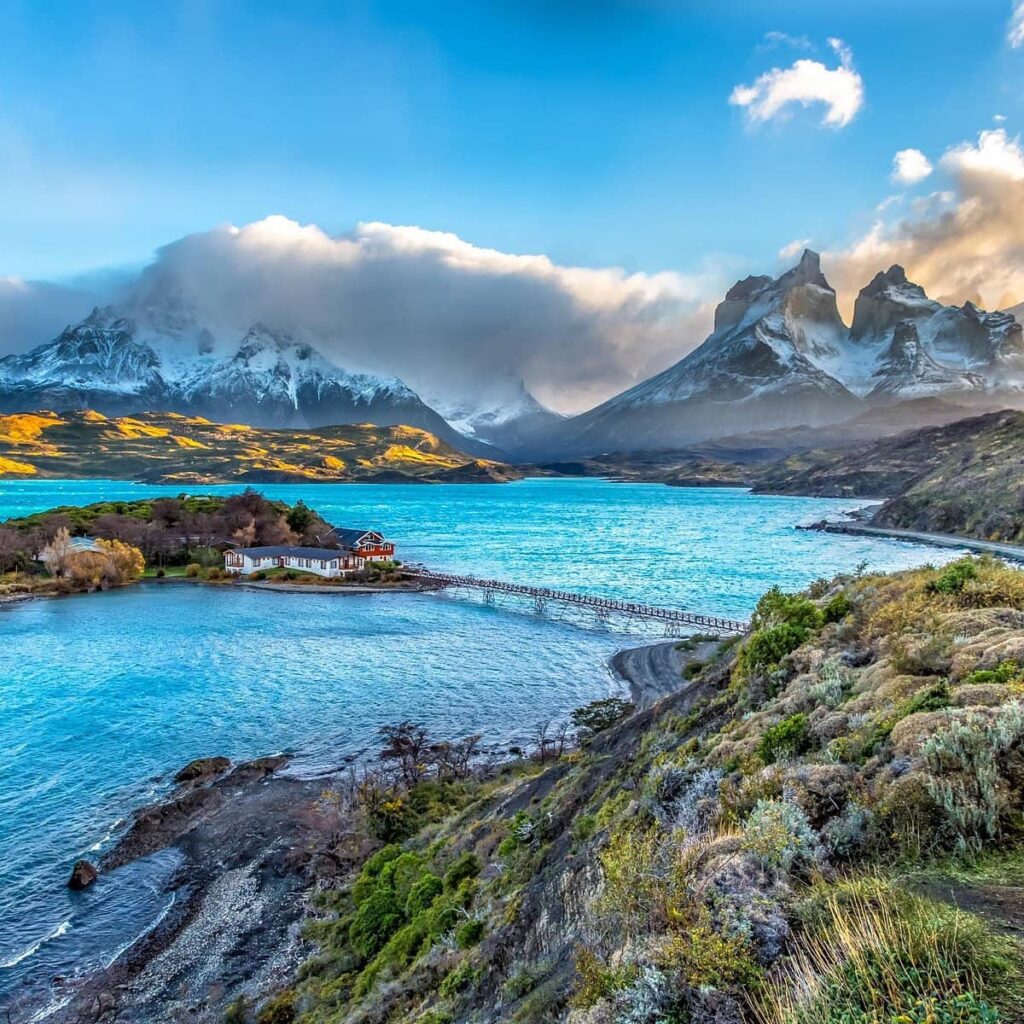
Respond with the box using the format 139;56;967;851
0;918;71;969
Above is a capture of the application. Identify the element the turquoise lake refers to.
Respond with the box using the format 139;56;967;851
0;477;962;1010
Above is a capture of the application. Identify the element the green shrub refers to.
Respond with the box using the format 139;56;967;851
443;852;481;890
902;680;951;716
822;593;852;623
439;959;481;998
757;713;812;764
572;814;598;843
405;873;443;917
929;559;979;595
223;996;250;1024
963;660;1023;687
455;918;485;948
348;888;404;960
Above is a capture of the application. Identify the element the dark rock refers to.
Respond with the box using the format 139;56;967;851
225;754;291;785
174;756;231;785
68;859;98;890
101;786;225;870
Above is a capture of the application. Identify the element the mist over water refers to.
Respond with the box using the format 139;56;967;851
0;478;959;1009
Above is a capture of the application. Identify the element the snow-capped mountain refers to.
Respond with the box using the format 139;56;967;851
535;252;1024;457
544;251;862;454
848;266;1024;394
0;307;492;454
426;378;564;451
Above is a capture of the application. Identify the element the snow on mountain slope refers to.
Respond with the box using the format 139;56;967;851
540;251;861;454
0;308;495;455
534;253;1024;457
426;378;564;452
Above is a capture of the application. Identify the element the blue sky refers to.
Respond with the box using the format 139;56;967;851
2;0;1022;283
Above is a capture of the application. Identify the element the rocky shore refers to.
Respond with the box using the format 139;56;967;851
13;637;700;1023
38;755;336;1024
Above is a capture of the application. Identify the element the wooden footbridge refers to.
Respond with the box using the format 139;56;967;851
412;570;748;636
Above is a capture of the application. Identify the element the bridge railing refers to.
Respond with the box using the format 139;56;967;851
411;570;748;635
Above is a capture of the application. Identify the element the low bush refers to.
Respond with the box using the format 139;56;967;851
928;559;979;595
455;918;484;948
757;713;812;764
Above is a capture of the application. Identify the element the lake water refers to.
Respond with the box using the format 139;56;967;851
0;477;960;1012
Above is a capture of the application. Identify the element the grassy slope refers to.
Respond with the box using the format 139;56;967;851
281;556;1024;1024
0;410;520;484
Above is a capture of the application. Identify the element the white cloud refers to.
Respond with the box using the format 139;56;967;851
779;238;812;261
729;37;864;129
1009;1;1024;47
759;31;813;52
891;148;933;184
0;217;724;415
826;128;1024;313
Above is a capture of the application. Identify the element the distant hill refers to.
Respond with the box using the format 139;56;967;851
755;409;1024;543
0;410;522;484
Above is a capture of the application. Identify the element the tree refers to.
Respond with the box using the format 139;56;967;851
571;698;634;739
378;721;431;786
286;499;316;535
96;538;145;582
66;550;111;589
41;527;75;577
0;528;24;574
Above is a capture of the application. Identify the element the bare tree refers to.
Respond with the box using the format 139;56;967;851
0;528;23;574
378;721;432;786
41;527;74;577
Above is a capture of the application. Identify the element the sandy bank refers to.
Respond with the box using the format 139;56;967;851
609;638;719;708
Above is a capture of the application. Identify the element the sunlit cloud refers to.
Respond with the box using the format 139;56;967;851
826;128;1024;314
729;38;864;129
891;148;933;185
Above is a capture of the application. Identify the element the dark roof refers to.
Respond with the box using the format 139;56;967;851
229;546;347;560
329;527;384;547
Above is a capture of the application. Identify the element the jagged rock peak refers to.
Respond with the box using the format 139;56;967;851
783;248;829;288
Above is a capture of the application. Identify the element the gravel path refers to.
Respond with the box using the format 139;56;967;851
609;639;719;708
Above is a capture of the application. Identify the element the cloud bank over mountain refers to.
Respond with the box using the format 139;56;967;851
0;218;719;416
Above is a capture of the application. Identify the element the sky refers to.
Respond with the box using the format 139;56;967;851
2;0;1024;412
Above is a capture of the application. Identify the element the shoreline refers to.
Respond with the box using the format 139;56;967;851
610;638;719;708
805;520;1024;563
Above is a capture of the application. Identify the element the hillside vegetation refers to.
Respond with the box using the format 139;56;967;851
0;410;520;484
233;556;1024;1024
754;410;1024;542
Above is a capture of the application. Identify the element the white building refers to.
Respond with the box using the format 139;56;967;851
224;532;395;579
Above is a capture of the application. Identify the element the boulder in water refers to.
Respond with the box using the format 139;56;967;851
68;859;98;890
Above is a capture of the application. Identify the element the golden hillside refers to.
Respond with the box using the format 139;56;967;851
0;410;521;484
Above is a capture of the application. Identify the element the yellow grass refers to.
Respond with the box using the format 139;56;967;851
0;413;63;443
323;455;346;470
0;455;38;475
171;435;210;449
108;418;171;439
380;444;460;467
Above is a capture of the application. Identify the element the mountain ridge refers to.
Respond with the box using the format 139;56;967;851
527;251;1024;457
